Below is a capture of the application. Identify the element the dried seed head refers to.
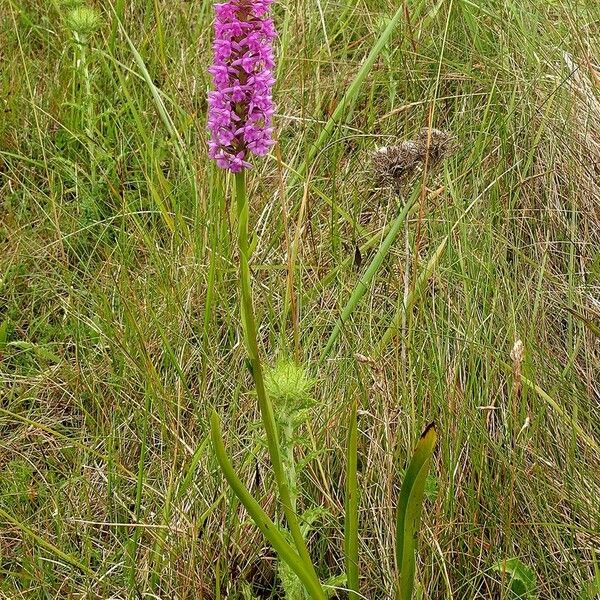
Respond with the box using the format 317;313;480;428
511;339;525;399
372;128;455;190
372;140;422;187
510;339;525;364
415;128;456;167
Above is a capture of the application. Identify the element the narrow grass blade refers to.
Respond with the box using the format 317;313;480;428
563;307;600;339
0;407;162;496
0;506;96;578
320;194;418;362
396;424;437;600
176;434;211;501
306;190;426;308
109;0;125;51
110;2;193;189
120;26;184;155
344;398;359;599
127;390;152;588
511;369;599;454
210;411;326;600
377;236;449;354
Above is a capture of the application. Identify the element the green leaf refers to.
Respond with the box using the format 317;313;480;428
323;573;347;598
0;319;9;349
492;557;537;599
8;340;62;363
209;411;326;600
397;471;438;503
396;423;437;600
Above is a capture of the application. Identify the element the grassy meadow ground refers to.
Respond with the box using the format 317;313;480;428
1;0;600;598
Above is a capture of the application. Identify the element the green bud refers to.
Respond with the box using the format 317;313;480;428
264;359;315;413
66;6;102;41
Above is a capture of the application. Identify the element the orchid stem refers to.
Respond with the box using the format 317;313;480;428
234;171;325;599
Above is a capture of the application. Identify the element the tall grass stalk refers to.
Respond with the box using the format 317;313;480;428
344;397;360;599
295;4;407;184
320;189;419;362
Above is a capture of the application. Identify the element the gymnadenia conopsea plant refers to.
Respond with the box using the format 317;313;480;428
207;1;438;598
207;1;325;598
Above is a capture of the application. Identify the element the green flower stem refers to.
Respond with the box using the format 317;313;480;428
278;418;303;598
75;35;97;188
234;172;324;599
280;420;298;514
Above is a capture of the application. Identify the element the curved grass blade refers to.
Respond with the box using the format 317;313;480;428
564;306;600;339
376;235;449;354
344;398;359;599
293;4;407;185
210;411;326;600
0;506;96;578
492;356;600;454
396;423;437;600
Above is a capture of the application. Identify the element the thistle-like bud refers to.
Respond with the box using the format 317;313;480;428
207;0;277;172
65;6;102;42
264;357;315;539
264;359;315;417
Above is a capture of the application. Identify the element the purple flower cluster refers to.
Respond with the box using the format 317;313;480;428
208;0;276;172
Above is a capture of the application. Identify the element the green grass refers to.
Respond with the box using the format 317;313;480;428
1;0;599;598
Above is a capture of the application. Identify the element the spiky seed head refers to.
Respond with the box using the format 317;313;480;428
372;128;456;190
372;140;422;187
415;127;456;167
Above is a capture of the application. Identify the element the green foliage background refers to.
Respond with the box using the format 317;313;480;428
1;0;599;597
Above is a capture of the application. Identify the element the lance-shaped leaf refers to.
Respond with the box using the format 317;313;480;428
210;411;326;600
396;423;437;600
